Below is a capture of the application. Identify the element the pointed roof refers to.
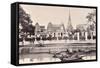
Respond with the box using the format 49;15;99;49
67;9;73;32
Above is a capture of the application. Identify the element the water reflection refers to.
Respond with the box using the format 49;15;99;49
19;43;96;64
19;53;61;64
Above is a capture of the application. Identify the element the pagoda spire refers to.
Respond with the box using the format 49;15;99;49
67;9;73;32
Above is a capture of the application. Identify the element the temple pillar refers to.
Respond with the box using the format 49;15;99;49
85;32;88;40
91;31;93;40
77;32;80;41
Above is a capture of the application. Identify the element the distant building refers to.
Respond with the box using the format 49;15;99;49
35;22;40;34
47;22;66;38
47;22;65;33
35;22;46;35
76;24;88;32
87;21;96;39
76;23;96;40
40;26;45;32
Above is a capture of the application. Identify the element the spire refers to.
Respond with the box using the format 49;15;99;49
67;9;73;32
68;9;71;24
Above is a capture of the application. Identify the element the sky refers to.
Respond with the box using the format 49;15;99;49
20;4;95;29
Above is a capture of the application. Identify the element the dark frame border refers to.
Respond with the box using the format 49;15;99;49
11;2;98;66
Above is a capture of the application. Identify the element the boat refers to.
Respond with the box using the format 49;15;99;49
60;54;83;62
53;52;83;62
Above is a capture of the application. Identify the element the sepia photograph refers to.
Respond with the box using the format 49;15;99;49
18;3;97;64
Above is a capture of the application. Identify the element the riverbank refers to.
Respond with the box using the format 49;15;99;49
19;39;96;46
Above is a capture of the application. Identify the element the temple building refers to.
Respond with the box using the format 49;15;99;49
76;22;96;40
35;23;46;38
47;22;66;39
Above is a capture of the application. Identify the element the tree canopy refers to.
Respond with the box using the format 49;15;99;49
86;10;96;31
19;6;35;38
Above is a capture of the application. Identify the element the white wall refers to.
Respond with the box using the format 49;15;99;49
0;0;99;68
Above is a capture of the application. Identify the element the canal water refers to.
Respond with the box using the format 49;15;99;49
19;43;96;64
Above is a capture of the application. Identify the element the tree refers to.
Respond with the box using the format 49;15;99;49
19;6;35;45
86;10;96;40
86;10;96;31
86;10;96;24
